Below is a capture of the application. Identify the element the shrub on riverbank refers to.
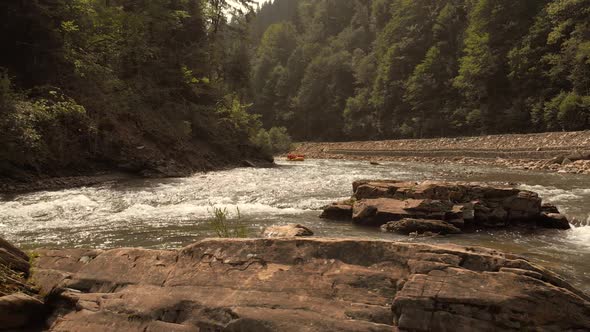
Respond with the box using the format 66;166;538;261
252;127;293;155
0;74;93;174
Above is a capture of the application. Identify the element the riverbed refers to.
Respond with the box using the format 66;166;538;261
1;159;589;292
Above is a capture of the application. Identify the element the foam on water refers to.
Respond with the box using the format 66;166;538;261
2;159;590;243
568;226;590;249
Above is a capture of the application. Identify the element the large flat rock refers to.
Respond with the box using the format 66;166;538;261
31;238;590;332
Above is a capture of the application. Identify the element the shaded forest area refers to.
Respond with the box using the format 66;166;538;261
0;0;272;180
250;0;590;140
1;0;589;181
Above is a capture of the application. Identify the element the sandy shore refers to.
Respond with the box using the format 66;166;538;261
289;131;590;174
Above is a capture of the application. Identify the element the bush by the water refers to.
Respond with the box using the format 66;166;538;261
207;206;248;238
0;73;93;172
252;127;293;155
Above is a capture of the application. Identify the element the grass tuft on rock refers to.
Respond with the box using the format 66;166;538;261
0;263;35;297
207;206;248;238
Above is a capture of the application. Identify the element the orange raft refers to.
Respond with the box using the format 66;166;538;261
287;154;305;161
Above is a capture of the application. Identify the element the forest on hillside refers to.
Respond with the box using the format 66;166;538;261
249;0;590;140
0;0;281;179
1;0;589;179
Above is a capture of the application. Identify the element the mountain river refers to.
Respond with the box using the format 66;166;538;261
1;159;589;292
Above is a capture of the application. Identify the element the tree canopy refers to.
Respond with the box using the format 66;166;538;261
2;0;589;178
0;0;271;177
249;0;590;140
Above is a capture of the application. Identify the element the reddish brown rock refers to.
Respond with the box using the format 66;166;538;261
0;293;45;330
0;237;36;298
352;198;458;226
0;237;29;262
0;248;30;275
320;202;353;220
381;218;461;235
353;180;475;201
325;180;566;230
0;237;30;276
393;266;589;331
31;238;590;332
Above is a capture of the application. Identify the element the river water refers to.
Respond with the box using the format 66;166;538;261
1;159;589;292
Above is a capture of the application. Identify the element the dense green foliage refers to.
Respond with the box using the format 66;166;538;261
250;0;590;140
252;126;293;155
0;0;268;178
3;0;588;177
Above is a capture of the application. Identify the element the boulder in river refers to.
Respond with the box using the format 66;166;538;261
30;238;590;331
263;224;314;238
538;213;571;230
323;180;569;232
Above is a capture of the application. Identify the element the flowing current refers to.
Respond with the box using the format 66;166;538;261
1;159;589;292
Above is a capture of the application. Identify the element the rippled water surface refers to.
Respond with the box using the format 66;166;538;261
1;159;589;292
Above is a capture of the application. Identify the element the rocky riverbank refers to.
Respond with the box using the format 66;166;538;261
0;173;135;196
289;131;590;174
0;236;587;331
0;159;274;196
322;180;571;235
0;238;45;330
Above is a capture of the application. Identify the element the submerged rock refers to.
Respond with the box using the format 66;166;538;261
381;218;461;235
538;213;571;229
31;238;590;331
323;180;570;231
263;224;314;238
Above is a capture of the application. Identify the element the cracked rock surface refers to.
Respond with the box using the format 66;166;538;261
30;238;590;331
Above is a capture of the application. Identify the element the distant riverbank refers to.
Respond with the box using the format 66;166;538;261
0;160;274;196
289;131;590;174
